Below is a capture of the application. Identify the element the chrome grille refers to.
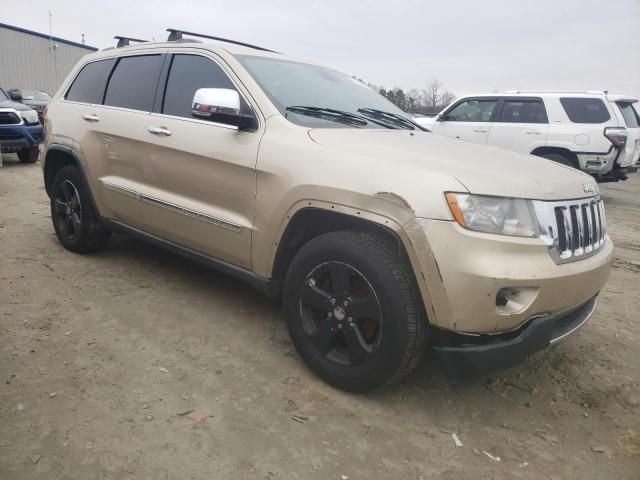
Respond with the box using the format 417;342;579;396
533;196;606;264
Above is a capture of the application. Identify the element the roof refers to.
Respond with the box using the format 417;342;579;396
458;91;637;100
0;22;98;51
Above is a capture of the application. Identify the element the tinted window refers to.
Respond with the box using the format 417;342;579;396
496;99;547;123
446;99;497;122
163;54;242;118
560;97;611;124
66;59;116;104
104;55;163;111
617;102;639;128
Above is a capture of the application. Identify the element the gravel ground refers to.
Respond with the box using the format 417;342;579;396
1;155;639;479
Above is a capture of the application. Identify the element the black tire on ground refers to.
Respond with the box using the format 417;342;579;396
540;152;578;169
17;146;40;163
50;165;111;253
283;230;427;393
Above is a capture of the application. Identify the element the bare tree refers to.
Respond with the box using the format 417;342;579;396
426;78;443;109
440;91;456;108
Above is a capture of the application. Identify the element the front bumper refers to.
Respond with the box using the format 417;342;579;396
0;124;44;150
405;218;612;333
432;295;597;385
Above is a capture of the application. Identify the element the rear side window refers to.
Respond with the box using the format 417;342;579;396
162;54;242;118
560;97;611;124
617;102;639;128
104;55;164;111
496;99;548;123
66;59;116;104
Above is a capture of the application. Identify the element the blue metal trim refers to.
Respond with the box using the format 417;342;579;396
0;22;98;51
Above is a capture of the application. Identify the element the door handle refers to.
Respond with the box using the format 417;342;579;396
148;126;171;137
82;113;99;122
525;130;542;135
473;129;488;133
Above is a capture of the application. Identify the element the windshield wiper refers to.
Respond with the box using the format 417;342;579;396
357;108;425;130
285;106;369;127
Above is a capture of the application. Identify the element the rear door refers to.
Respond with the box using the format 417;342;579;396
487;97;549;154
139;51;262;268
430;97;498;144
91;53;166;226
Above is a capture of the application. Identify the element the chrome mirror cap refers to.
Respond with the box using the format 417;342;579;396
192;88;241;117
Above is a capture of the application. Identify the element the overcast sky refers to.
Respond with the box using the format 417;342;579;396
4;0;640;98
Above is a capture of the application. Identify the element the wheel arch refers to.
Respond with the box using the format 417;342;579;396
268;206;432;320
44;145;100;214
530;146;579;168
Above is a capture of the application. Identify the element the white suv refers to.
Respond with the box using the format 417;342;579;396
420;91;640;182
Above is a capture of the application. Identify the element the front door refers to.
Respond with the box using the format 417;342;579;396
139;52;262;268
431;97;498;144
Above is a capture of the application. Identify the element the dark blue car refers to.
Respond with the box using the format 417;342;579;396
0;87;44;163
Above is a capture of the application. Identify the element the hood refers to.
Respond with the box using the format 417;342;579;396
0;99;34;112
308;129;597;201
21;100;49;108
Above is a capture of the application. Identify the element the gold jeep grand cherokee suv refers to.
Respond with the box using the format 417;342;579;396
42;30;612;392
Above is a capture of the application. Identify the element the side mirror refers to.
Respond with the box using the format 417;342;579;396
9;91;22;102
192;88;257;131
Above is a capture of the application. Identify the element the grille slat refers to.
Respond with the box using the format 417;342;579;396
534;196;607;264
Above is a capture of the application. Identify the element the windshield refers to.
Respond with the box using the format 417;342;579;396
235;55;415;129
18;90;51;101
0;89;8;101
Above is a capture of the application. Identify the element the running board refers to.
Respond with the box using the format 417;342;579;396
102;219;278;298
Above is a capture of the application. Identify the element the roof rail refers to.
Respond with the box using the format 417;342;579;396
114;36;148;48
166;28;278;53
504;89;607;95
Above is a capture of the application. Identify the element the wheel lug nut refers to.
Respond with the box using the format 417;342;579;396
337;323;342;329
348;317;352;322
330;298;336;305
328;312;333;318
343;300;348;307
308;278;316;287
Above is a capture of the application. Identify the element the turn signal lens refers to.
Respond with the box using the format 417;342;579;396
446;193;466;226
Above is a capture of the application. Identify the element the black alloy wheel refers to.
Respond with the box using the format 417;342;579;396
53;179;83;242
300;261;383;366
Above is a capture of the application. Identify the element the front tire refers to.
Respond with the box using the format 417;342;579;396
17;146;39;163
283;230;427;392
50;165;110;253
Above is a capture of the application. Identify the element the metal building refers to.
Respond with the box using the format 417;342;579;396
0;22;98;96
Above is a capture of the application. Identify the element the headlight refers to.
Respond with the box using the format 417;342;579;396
19;110;39;124
445;193;539;237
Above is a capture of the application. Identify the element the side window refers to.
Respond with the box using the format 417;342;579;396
446;99;497;122
496;99;548;123
65;59;116;104
616;102;639;128
104;55;164;111
162;54;248;118
560;97;611;124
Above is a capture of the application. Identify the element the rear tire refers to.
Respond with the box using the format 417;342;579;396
17;146;39;163
539;152;578;169
50;165;110;253
283;230;427;392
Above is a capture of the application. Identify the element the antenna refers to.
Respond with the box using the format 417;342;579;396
114;36;149;48
166;28;278;53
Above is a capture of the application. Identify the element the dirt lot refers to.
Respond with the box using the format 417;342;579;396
1;155;639;480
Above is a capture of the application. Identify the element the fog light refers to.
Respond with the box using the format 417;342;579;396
496;287;539;314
